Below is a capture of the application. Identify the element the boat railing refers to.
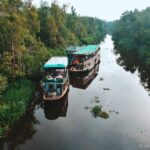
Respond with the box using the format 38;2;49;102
43;77;69;84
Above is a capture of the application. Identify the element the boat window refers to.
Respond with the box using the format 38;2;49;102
49;84;56;92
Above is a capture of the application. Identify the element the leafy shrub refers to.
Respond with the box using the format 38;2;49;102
0;126;9;138
0;79;35;137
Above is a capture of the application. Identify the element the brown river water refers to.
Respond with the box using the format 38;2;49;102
1;35;150;150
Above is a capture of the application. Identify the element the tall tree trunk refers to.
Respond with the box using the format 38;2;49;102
0;32;5;55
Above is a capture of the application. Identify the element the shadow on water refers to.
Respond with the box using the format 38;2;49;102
44;91;68;120
0;98;41;150
115;51;150;92
69;63;100;89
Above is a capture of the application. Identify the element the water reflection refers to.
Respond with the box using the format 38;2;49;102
115;51;150;92
44;91;68;120
2;36;150;150
0;99;41;150
69;63;100;89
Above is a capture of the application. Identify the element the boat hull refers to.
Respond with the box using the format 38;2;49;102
44;91;68;120
69;50;100;74
69;59;100;75
43;84;69;101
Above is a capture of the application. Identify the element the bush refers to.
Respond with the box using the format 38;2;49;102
49;48;65;56
0;79;35;137
0;126;9;138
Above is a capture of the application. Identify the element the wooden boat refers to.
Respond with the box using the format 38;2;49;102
69;63;99;89
41;57;69;100
66;45;100;73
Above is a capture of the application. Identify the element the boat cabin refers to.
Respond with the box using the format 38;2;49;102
41;57;69;100
66;46;84;65
67;45;100;73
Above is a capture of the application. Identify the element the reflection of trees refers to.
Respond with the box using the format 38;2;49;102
115;50;150;92
0;98;41;150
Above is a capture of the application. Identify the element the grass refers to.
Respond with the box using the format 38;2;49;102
0;79;35;138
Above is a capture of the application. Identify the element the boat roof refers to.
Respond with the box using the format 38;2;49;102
66;46;84;51
74;45;99;55
44;57;68;68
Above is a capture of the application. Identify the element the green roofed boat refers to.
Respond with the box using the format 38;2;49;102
66;45;100;73
41;57;69;100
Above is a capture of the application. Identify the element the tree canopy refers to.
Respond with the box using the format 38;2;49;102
112;7;150;67
0;0;106;80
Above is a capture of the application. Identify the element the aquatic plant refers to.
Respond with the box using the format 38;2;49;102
91;105;102;117
99;111;109;119
91;105;109;119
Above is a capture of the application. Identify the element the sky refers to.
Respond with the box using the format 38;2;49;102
32;0;150;21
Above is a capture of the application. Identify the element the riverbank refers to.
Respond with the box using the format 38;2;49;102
0;79;35;138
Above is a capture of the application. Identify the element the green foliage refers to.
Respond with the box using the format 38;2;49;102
0;126;9;138
91;105;109;119
49;48;65;56
0;0;106;137
112;7;150;67
78;17;106;44
91;105;102;117
1;79;35;103
23;39;50;79
0;0;106;80
0;79;35;136
106;21;116;34
38;2;106;48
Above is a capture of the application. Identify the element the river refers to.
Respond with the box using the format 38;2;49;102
1;35;150;150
